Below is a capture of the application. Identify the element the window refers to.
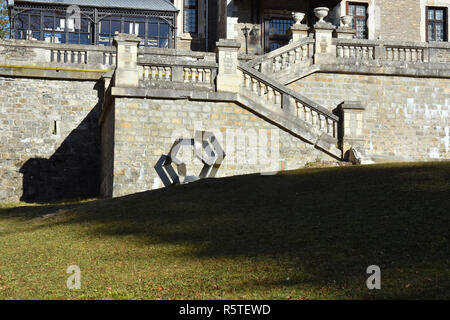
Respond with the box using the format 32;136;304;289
265;18;294;52
347;2;368;39
427;7;448;42
13;6;174;48
183;0;198;33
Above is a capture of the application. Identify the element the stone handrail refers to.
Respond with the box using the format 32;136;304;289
334;38;450;64
246;37;315;73
138;54;218;86
0;38;116;68
238;62;338;139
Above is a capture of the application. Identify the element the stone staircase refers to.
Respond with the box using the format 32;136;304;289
245;37;317;84
236;62;341;158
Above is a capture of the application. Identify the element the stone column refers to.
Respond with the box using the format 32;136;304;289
215;39;241;92
290;24;310;42
113;33;141;87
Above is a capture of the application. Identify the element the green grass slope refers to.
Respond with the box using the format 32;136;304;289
0;162;449;299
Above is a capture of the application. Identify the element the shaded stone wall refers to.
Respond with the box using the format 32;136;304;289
0;77;102;203
290;73;450;161
108;98;334;197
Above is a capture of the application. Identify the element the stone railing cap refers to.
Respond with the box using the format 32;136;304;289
338;101;365;110
290;24;310;31
113;33;141;43
336;26;356;34
216;39;241;49
313;21;337;30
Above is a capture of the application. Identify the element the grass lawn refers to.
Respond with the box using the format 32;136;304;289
0;162;449;300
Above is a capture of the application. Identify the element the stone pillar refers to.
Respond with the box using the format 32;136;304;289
312;7;336;65
313;22;336;65
289;24;310;42
113;33;140;87
215;39;241;92
335;101;366;152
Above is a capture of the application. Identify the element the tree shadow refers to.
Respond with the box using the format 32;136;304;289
18;81;103;203
3;163;450;298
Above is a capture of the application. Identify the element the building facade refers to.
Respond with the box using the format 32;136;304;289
8;1;450;52
0;1;449;202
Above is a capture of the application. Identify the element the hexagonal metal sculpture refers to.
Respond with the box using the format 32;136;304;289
154;131;225;187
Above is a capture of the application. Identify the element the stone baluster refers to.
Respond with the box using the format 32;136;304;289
305;108;311;123
337;46;343;58
259;82;266;97
386;47;392;60
165;67;171;80
59;50;65;63
295;47;301;61
267;86;274;103
297;102;304;119
418;49;423;62
282;53;289;68
344;46;350;59
197;68;203;82
350;46;355;58
289;50;295;64
144;66;150;79
274;91;281;105
251;78;258;93
405;48;411;62
274;56;281;72
327;119;333;136
183;68;189;81
81;51;87;64
368;47;374;59
205;69;211;83
151;66;157;80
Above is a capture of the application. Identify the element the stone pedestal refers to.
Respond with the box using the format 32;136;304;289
215;39;241;93
313;21;336;65
335;26;356;39
334;101;366;152
113;33;140;87
289;24;310;42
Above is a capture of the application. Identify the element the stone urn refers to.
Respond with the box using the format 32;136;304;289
292;12;306;25
341;15;353;27
314;7;330;23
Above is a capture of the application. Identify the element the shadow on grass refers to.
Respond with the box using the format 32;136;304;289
1;162;449;298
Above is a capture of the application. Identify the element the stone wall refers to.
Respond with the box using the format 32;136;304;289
290;73;449;161
0;77;102;203
107;98;334;197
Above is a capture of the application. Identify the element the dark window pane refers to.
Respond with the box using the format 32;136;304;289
44;16;54;29
149;23;158;37
111;20;121;33
160;23;169;37
100;20;110;34
30;15;40;30
80;19;90;32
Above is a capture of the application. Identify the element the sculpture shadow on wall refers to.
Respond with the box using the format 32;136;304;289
19;82;103;203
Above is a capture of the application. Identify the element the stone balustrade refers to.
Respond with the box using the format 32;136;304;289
50;49;88;64
247;38;315;74
334;38;450;64
336;43;376;60
238;63;338;139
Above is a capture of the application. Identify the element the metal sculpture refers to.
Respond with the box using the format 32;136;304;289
154;131;225;187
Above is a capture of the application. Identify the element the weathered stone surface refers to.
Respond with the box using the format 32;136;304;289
290;73;450;161
104;98;334;197
0;77;102;202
